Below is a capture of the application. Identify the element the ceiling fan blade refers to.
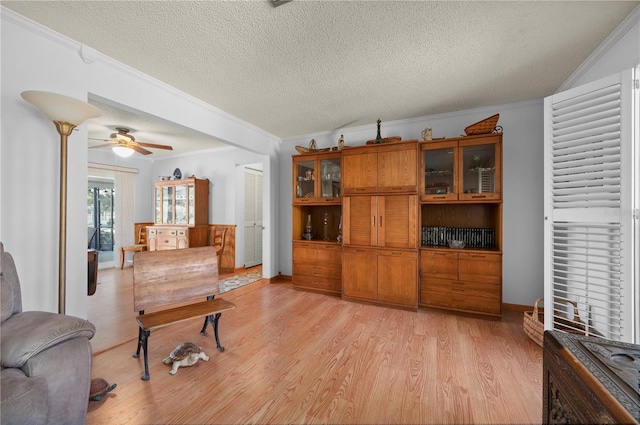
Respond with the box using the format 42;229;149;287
132;145;153;155
137;142;173;150
89;137;112;142
90;143;116;149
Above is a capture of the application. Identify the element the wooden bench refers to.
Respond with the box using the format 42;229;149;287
132;246;235;380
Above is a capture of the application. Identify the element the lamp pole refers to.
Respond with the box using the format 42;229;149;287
21;91;101;314
54;121;76;314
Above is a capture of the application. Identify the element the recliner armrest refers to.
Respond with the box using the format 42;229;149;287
1;311;95;368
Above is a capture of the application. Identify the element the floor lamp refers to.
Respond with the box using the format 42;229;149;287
21;91;101;314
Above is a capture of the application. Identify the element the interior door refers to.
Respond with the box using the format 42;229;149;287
544;68;637;343
244;168;263;268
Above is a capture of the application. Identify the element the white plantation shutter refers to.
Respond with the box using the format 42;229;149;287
544;68;638;343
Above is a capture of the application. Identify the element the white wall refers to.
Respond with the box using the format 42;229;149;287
1;12;95;317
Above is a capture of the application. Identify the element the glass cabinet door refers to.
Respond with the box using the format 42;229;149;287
187;184;195;225
294;159;316;200
174;185;187;224
155;186;162;224
320;157;341;198
422;141;457;201
460;141;500;200
162;186;173;224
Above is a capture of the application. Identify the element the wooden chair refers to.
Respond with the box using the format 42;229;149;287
212;226;227;273
121;225;147;269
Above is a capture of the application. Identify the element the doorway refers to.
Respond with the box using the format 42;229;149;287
87;177;115;267
243;167;263;268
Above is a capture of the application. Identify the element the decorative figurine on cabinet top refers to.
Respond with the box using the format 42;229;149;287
421;127;433;141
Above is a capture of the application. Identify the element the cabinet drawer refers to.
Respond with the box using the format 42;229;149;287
316;244;343;264
292;245;317;265
459;252;502;284
421;290;501;315
293;264;342;280
293;263;311;276
421;277;500;299
420;250;458;279
293;275;341;293
155;228;188;237
314;265;342;279
156;238;178;249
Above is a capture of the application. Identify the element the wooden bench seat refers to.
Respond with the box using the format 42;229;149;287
132;246;235;380
136;298;236;332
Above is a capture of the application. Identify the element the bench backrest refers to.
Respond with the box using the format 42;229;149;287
133;246;219;312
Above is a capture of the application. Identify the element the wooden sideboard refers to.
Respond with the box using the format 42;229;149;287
543;330;639;424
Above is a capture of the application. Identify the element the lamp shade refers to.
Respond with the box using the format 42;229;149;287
21;91;101;125
112;146;135;157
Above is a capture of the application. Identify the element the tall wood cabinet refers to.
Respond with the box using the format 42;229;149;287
419;133;503;317
341;141;419;310
291;151;343;296
148;177;210;250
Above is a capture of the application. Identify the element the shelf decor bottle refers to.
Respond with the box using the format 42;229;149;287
302;214;313;240
323;211;329;241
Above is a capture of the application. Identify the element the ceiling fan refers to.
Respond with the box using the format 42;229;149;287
90;127;173;157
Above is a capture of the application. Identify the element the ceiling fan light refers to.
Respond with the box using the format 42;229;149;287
112;146;134;157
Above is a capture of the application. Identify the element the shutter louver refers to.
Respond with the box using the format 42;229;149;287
551;83;621;210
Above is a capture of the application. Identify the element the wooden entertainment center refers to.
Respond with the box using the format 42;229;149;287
292;132;503;316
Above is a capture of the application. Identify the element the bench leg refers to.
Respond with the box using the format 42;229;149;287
132;327;151;380
133;326;143;358
200;310;225;352
212;313;225;352
200;295;216;336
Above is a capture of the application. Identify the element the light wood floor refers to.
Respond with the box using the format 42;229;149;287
87;269;543;424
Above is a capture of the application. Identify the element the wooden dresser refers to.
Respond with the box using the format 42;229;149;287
147;225;189;251
543;330;639;424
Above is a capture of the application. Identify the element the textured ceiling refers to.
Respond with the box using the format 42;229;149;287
3;1;638;156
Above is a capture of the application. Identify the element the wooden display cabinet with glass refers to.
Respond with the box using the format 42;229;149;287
421;133;502;202
151;177;209;249
293;152;341;204
419;132;503;317
154;177;209;226
291;151;344;294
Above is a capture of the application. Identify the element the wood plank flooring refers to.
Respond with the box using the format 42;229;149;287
87;269;543;425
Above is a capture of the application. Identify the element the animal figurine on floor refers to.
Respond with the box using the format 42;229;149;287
162;342;209;375
89;378;117;401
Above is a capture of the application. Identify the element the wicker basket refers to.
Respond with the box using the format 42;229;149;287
464;114;500;136
523;297;545;347
524;297;596;346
